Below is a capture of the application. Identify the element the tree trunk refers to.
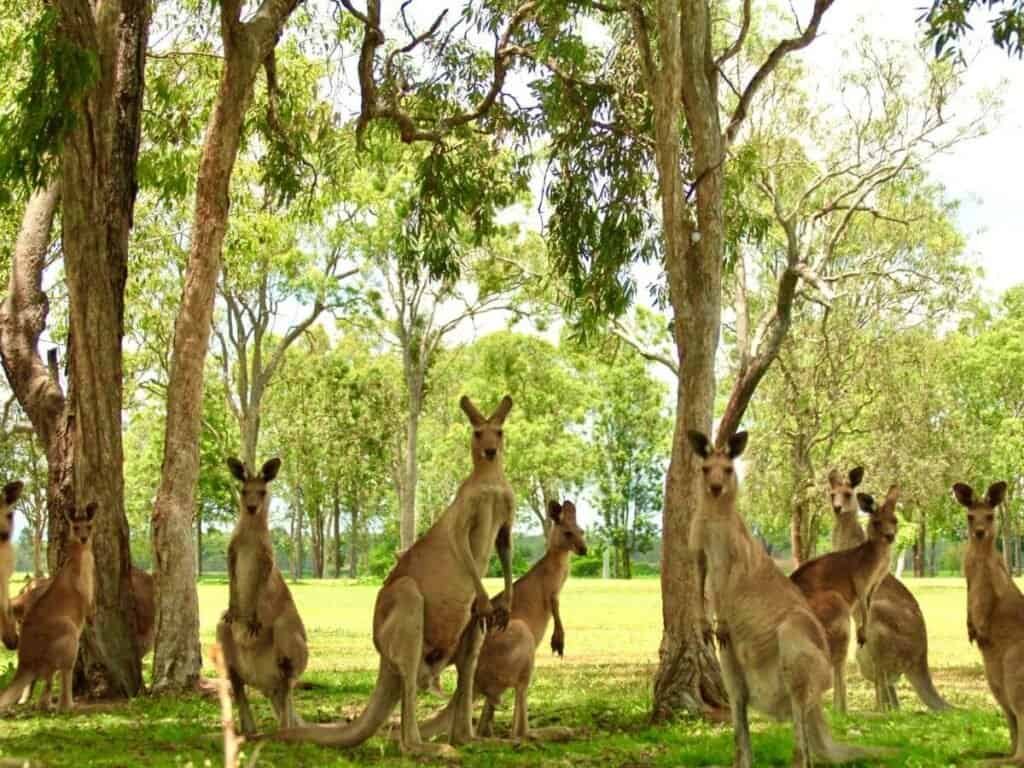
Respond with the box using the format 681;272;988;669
348;502;359;579
150;0;301;691
240;409;259;468
914;513;926;577
196;506;203;579
57;0;152;698
332;490;342;578
399;387;421;550
292;500;304;580
791;500;807;566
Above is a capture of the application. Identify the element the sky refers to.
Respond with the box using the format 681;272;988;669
802;1;1024;297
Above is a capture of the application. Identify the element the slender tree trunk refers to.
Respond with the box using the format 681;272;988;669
196;506;203;579
292;500;304;580
32;521;44;577
914;513;926;577
332;490;342;578
150;0;301;691
348;502;359;579
399;386;421;550
240;410;259;468
791;500;807;566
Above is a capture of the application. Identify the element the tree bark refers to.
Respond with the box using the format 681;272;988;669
0;184;75;578
150;0;302;692
331;488;342;578
398;380;422;549
50;0;152;698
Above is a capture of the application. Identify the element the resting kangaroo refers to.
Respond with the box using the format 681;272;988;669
0;502;96;713
279;395;516;756
689;431;875;767
955;480;1024;763
828;468;949;711
0;480;25;650
790;484;900;715
217;457;308;735
420;499;587;740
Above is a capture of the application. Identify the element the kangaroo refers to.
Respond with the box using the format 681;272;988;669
689;430;877;767
790;485;900;715
0;480;25;650
0;502;96;713
955;480;1024;764
419;499;587;741
217;457;308;735
828;468;949;712
279;395;516;757
13;566;155;656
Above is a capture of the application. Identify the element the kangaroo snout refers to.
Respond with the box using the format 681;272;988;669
577;544;588;556
247;505;258;515
975;530;986;541
884;533;895;543
484;448;497;460
710;484;723;497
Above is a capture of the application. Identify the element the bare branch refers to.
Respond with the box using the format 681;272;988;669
716;0;752;68
610;319;679;377
725;0;836;146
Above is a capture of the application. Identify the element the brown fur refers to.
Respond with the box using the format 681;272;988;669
828;468;949;711
278;395;516;757
790;485;900;714
13;566;155;656
0;480;24;650
0;501;97;713
688;431;878;767
955;480;1024;763
420;499;587;740
217;457;308;735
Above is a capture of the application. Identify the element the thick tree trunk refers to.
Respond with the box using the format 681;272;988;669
150;0;302;690
56;0;151;698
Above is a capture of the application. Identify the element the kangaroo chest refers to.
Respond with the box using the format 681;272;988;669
464;483;513;573
0;543;12;583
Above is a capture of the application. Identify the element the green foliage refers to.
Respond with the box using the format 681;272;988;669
0;4;98;195
921;0;1024;59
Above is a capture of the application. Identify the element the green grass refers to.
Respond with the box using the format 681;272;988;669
0;577;1017;766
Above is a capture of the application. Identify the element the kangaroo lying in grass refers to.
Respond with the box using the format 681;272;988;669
0;480;24;650
279;395;516;757
218;457;308;735
0;502;96;713
955;480;1024;764
420;499;587;741
688;430;877;767
828;468;949;712
790;485;899;715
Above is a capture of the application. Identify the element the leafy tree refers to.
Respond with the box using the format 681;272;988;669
591;350;669;579
921;0;1024;58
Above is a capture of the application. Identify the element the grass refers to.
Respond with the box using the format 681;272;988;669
0;576;1017;767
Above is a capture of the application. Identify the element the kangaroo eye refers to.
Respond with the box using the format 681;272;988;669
496;430;503;438
724;467;734;475
474;430;482;439
844;492;852;500
987;514;994;523
701;466;710;475
563;531;572;538
259;491;267;498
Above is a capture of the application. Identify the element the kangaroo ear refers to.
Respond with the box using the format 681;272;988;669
986;481;1008;508
561;500;577;521
726;431;748;459
687;431;711;459
952;483;975;509
260;458;282;483
3;480;24;505
827;469;841;488
84;502;98;522
548;500;563;523
226;458;247;483
857;493;876;514
489;395;513;425
884;485;900;507
848;467;865;488
460;396;485;427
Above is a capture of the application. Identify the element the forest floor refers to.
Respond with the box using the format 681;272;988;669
0;577;1016;767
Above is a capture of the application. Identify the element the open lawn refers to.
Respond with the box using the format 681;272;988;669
0;576;1017;766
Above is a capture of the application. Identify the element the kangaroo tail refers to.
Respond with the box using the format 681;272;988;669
276;660;401;746
0;668;34;710
907;658;952;711
807;705;893;763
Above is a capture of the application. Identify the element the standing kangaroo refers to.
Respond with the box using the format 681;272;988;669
0;502;96;712
217;457;308;735
420;499;587;741
955;480;1024;764
279;395;516;757
0;480;25;650
790;485;900;715
688;431;876;767
828;468;949;712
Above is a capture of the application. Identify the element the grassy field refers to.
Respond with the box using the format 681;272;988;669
0;576;1017;766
